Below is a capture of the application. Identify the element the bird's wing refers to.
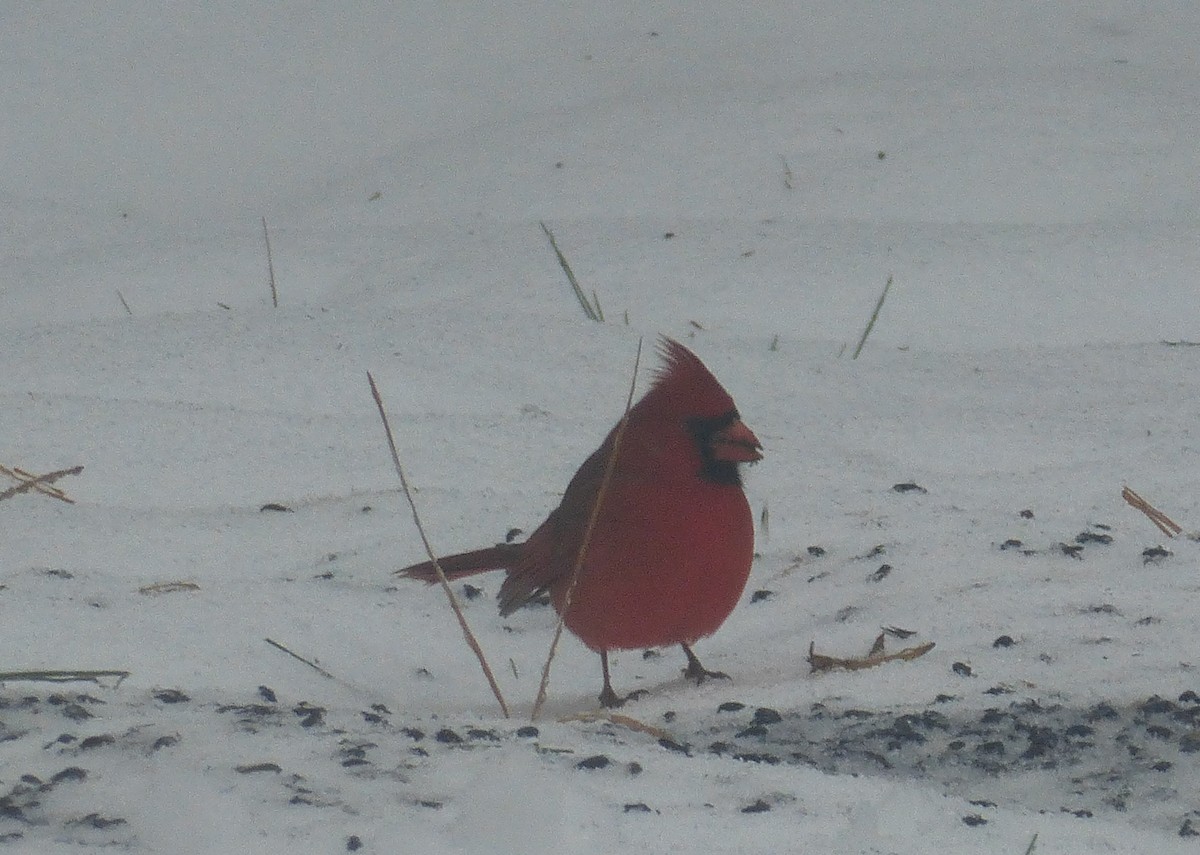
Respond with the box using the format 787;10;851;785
496;436;613;616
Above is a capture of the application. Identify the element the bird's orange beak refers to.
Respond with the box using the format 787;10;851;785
710;418;763;463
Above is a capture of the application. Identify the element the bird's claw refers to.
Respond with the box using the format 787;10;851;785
598;687;648;708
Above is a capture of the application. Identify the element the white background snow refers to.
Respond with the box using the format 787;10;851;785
2;2;1200;853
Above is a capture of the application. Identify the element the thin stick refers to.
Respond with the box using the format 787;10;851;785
532;339;642;720
540;221;601;322
0;465;83;504
262;216;278;308
116;290;133;316
264;637;337;680
1121;486;1182;537
367;372;510;718
852;274;893;359
1023;832;1039;855
0;669;129;684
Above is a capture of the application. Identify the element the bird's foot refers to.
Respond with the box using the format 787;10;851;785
681;644;730;685
598;686;648;708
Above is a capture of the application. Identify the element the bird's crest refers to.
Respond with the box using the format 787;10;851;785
642;336;737;419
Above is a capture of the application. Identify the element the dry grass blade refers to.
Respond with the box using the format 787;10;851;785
262;216;278;308
808;633;935;673
138;581;200;596
540;220;602;322
264;637;337;680
559;710;674;742
1121;486;1182;537
852;273;893;359
0;669;130;685
0;464;83;504
531;339;642;721
367;372;510;718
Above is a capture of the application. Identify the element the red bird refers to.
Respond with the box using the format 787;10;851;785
398;337;762;707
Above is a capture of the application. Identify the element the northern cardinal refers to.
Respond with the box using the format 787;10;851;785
398;337;762;707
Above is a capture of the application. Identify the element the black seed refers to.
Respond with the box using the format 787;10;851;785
417;799;442;809
1179;690;1200;704
868;564;892;582
892;482;926;494
708;741;731;755
152;735;180;751
951;662;973;677
516;726;539;738
1086;702;1119;721
962;814;987;827
236;762;282;774
70;813;126;829
742;799;771;813
467;728;499;742
1019;509;1034;519
663;711;676;723
753;707;782;725
1181;819;1199;838
60;704;93;722
999;539;1023;550
624;803;652;814
1075;531;1113;545
984;686;1012;696
718;701;745;713
50;767;87;784
402;727;425;741
733;752;781;765
153;689;190;704
627;762;643;775
347;835;363;851
258;686;278;703
435;728;463;744
1021;726;1057;758
259;503;293;513
807;546;826;557
462;584;483;600
576;754;610;770
992;635;1016;648
79;734;115;751
1141;695;1176;716
749;589;775;603
659;738;690;755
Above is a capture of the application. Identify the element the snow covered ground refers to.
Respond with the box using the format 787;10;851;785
2;3;1199;852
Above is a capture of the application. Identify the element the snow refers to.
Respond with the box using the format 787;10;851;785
2;2;1200;852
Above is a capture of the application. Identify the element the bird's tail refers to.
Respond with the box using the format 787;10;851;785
396;544;522;583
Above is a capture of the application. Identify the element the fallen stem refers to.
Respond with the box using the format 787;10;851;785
0;669;129;685
852;274;893;359
368;372;510;718
808;634;935;673
264;637;338;680
1121;486;1182;538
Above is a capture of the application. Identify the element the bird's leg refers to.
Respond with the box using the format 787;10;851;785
681;644;730;685
598;650;624;708
597;650;646;708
